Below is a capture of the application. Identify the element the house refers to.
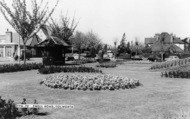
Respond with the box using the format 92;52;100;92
145;32;185;51
182;37;190;52
0;29;22;58
0;26;51;59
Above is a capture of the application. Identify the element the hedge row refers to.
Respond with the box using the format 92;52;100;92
96;61;117;68
161;71;190;78
151;57;190;70
38;66;103;74
73;59;97;64
0;63;43;73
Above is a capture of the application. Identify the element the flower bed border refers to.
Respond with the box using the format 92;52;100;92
40;74;140;91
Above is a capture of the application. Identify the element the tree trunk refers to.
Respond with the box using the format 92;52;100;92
23;43;26;64
114;45;117;59
63;50;66;65
79;53;81;60
161;52;164;62
78;49;82;60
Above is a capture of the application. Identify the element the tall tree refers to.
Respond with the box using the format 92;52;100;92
70;31;88;59
126;42;131;54
117;33;127;54
120;33;126;46
0;0;59;64
86;31;102;57
113;38;118;58
135;38;139;55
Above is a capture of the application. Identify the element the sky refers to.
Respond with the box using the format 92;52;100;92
0;0;190;45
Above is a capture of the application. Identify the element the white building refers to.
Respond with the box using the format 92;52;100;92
0;26;50;59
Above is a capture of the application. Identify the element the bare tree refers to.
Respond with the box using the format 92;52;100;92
50;14;78;45
0;0;59;64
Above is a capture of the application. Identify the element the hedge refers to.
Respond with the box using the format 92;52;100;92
38;66;103;74
0;63;43;73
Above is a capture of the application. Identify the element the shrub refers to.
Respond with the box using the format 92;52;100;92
161;70;190;79
73;58;96;64
0;97;40;118
150;57;190;70
0;63;43;73
38;66;102;74
41;74;140;90
96;61;117;68
116;59;125;65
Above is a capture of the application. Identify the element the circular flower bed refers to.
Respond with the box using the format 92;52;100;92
40;74;140;90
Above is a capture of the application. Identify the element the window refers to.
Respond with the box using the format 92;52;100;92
0;46;3;57
5;46;12;57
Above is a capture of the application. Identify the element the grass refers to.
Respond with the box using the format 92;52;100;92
0;63;190;119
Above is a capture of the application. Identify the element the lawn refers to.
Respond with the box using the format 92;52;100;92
0;62;190;119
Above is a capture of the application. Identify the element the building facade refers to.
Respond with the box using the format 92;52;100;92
0;27;49;59
145;32;185;50
0;30;22;59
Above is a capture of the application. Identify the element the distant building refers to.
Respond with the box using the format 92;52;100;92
0;29;21;58
145;32;185;50
182;37;190;52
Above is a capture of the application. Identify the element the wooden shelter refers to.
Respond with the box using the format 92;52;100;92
36;36;71;65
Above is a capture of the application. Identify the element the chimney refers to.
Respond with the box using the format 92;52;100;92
6;29;12;43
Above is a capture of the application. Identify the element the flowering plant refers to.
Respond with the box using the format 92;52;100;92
40;74;140;90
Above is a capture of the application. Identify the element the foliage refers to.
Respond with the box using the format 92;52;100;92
96;61;117;68
0;97;39;118
161;71;190;79
0;0;58;64
142;45;152;54
150;57;190;70
120;33;126;47
0;98;18;118
73;58;97;64
38;66;102;74
70;31;89;55
117;33;132;56
85;31;102;57
50;14;78;45
0;63;43;73
126;60;152;64
115;59;125;64
117;33;127;54
71;31;102;58
40;73;140;90
118;53;131;59
161;64;190;78
130;41;144;56
86;31;102;49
